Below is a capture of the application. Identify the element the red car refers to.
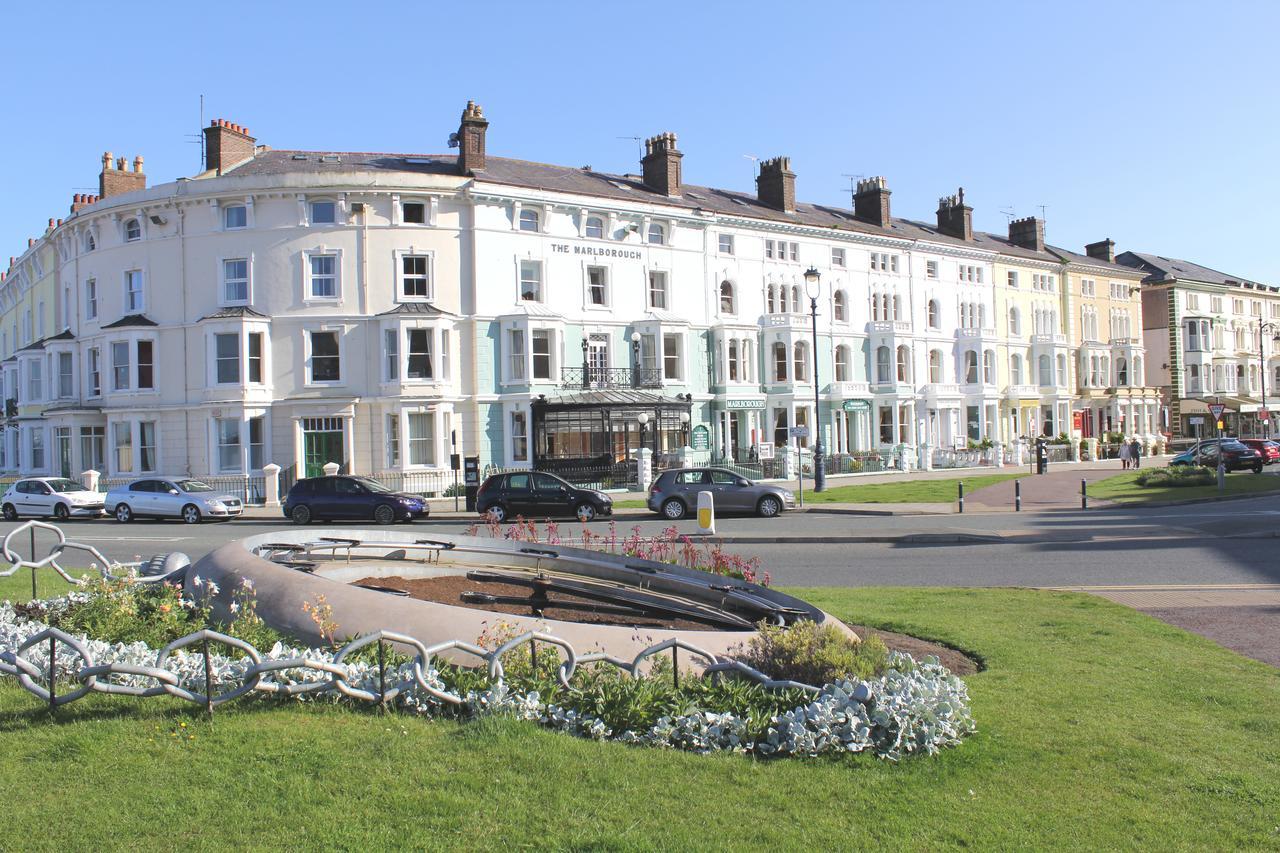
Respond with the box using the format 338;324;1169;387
1240;439;1280;465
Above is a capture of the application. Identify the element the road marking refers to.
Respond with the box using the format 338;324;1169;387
73;536;190;543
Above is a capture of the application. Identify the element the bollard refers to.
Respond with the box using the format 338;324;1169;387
696;490;716;535
958;481;965;514
1081;479;1088;510
1015;479;1022;512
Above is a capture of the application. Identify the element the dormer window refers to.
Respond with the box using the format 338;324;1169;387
518;209;540;232
124;219;141;242
647;223;666;245
224;205;247;229
584;216;605;239
309;200;336;225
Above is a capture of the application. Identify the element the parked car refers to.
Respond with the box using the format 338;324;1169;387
1239;439;1280;465
647;468;795;519
283;475;430;525
476;471;612;522
1;477;104;520
105;478;245;523
1169;438;1263;473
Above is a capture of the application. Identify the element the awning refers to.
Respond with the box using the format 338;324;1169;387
536;390;689;408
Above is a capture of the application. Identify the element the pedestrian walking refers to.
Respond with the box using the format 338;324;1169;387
1130;438;1142;470
1119;439;1132;470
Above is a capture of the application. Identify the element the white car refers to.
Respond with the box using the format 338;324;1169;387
2;477;105;520
104;478;243;524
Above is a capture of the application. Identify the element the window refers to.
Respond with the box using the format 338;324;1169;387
983;350;995;384
959;265;982;282
224;205;247;229
244;333;263;384
964;351;978;384
309;331;340;383
26;360;42;402
1186;293;1200;310
1007;270;1019;288
531;330;552;380
223;259;249;303
875;346;892;384
1033;273;1056;292
927;299;940;329
663;333;682;380
84;231;95;252
518;209;539;232
408;412;435;466
718;233;734;254
1081;278;1096;296
835;345;850;381
833;290;847;322
647;223;665;245
1009;307;1021;336
216;419;240;472
215;334;239;384
85;279;97;320
1211;296;1223;313
1056;354;1067;387
511;411;528;461
584;216;604;239
870;252;899;272
519;260;542;302
308;255;338;299
80;426;104;471
57;352;73;398
137;340;153;389
720;281;735;315
587;267;608;306
1116;358;1128;386
1038;355;1052;386
1010;354;1023;385
29;428;44;470
773;342;788;382
245;417;264;471
929;350;943;383
310;200;336;224
124;270;144;312
111;342;130;391
507;330;526;381
124;219;141;242
87;348;101;396
896;346;910;383
402;201;426;224
648;271;668;309
113;422;132;472
400;255;431;300
384;329;399;380
832;248;846;268
1113;282;1131;300
385;415;401;467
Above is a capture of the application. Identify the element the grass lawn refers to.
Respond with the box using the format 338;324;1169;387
1;574;1277;848
803;471;1026;504
1088;468;1280;504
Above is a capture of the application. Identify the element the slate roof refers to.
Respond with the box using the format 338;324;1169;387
16;329;75;353
101;314;158;329
376;302;455;317
225;150;1141;273
198;306;269;321
1116;251;1267;288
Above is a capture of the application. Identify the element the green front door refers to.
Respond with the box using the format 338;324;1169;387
302;418;345;478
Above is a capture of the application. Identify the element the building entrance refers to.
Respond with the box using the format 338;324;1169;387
302;417;345;477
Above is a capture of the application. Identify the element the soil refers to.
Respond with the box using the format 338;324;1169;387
350;574;980;674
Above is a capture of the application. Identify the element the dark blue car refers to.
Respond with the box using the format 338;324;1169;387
284;476;430;525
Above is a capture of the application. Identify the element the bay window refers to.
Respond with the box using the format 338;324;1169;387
408;412;435;466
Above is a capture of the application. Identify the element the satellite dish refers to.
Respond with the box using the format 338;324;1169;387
447;132;460;149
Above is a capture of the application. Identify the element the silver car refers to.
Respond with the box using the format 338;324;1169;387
646;467;795;519
1;477;105;520
105;477;243;524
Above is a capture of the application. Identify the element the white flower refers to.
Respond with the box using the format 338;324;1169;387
229;602;240;614
206;581;220;596
240;578;254;590
191;575;203;588
180;598;195;609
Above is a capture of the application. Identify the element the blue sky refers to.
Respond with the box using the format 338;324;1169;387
3;1;1277;281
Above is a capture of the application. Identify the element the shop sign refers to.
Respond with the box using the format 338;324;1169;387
842;399;870;412
725;399;766;410
756;441;775;460
690;424;710;450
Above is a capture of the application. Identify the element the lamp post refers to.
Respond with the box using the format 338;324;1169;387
581;337;590;389
630;331;642;389
804;267;826;492
680;410;691;445
636;410;649;452
1256;319;1280;438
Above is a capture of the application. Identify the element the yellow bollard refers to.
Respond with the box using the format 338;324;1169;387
696;490;715;535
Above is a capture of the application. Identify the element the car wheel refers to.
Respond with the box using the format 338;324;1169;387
53;503;70;521
291;504;312;525
1254;464;1264;474
115;503;133;523
2;503;17;521
485;505;507;523
181;504;202;524
575;502;597;523
661;498;686;520
374;504;396;525
757;496;782;518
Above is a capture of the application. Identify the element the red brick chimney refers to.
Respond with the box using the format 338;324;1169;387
1085;238;1115;263
456;101;488;175
853;176;892;227
203;119;257;174
1008;216;1045;253
69;193;99;214
99;152;146;198
756;156;796;213
936;188;973;241
641;132;682;197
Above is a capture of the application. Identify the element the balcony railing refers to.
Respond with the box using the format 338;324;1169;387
560;366;663;390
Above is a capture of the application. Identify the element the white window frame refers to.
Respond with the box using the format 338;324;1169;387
662;332;684;382
123;269;145;313
85;278;98;321
304;249;342;302
306;328;343;386
223;203;249;231
718;233;735;255
585;265;610;309
648;269;669;310
831;248;846;268
406;410;437;468
221;256;251;306
646;222;665;245
400;197;431;227
308;198;338;226
584;215;605;240
213;332;241;386
517;208;540;232
214;417;242;473
518;260;543;303
385;413;401;467
394;249;435;302
124;218;142;242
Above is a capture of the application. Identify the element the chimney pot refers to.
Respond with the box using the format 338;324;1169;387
203;118;258;174
641;131;683;196
756;156;796;213
935;187;974;241
853;176;892;227
47;218;54;228
457;99;489;175
133;155;144;172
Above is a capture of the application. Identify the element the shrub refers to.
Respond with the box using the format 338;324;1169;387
1135;466;1214;488
741;620;888;686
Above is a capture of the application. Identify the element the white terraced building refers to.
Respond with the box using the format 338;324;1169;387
0;102;1158;493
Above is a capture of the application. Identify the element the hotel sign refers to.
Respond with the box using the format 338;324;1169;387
725;399;765;410
842;400;871;412
550;243;643;259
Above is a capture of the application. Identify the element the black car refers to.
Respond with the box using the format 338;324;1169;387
283;476;430;525
476;471;612;522
1170;438;1263;473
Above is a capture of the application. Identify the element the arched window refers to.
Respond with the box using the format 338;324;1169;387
896;345;911;383
835;345;850;381
83;231;95;253
720;281;735;315
928;299;940;329
773;342;788;382
833;290;848;322
1056;354;1067;386
875;346;892;383
584;216;604;239
647;222;665;245
791;286;801;314
793;341;809;383
928;349;943;382
1116;358;1128;386
518;209;539;232
964;351;978;384
124;219;141;242
983;350;995;384
1038;355;1052;386
1010;354;1023;385
1009;306;1020;336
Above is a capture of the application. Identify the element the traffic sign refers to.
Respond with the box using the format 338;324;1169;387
1208;403;1227;420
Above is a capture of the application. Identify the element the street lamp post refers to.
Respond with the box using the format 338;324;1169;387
804;267;826;492
630;331;642;389
1257;319;1280;439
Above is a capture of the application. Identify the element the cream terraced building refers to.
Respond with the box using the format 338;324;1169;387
0;102;1160;486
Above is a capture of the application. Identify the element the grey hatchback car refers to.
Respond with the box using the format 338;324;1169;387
647;468;795;519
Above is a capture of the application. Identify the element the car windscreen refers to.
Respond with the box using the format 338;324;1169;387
46;479;87;493
354;477;393;493
176;480;215;493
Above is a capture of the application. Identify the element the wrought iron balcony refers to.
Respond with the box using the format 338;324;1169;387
560;366;663;390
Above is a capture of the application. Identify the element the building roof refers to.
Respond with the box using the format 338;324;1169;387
198;306;269;321
1116;251;1268;288
225;150;1140;273
536;390;690;408
101;314;159;329
376;302;455;317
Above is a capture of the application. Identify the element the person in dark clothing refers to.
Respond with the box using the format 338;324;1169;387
1129;438;1142;469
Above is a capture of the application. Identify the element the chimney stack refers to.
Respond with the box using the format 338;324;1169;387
203;119;257;175
756;156;796;213
457;100;488;175
1085;238;1115;264
99;151;146;198
853;176;892;227
1008;216;1046;253
640;132;682;197
936;188;973;241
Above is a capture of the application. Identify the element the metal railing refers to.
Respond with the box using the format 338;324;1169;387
94;475;267;505
559;366;663;389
